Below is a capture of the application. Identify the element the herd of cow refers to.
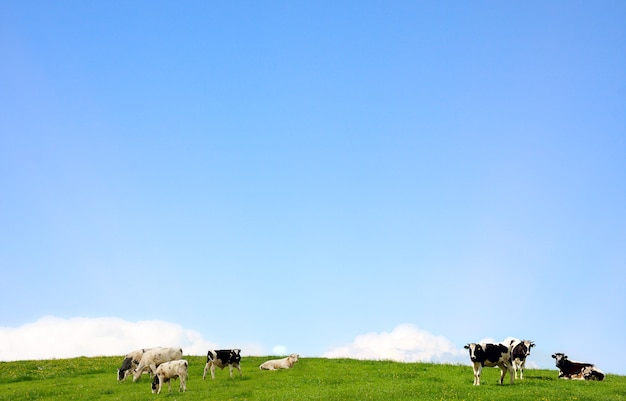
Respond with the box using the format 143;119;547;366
465;338;605;386
116;338;605;394
116;347;299;394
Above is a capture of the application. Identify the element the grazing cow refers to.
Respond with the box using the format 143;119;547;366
259;354;299;370
465;342;515;386
133;347;183;382
151;359;188;394
117;348;152;381
203;349;242;380
506;339;535;380
552;353;605;381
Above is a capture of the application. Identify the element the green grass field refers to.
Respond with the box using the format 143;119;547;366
1;356;624;400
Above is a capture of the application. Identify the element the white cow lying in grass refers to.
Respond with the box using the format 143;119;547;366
259;354;299;370
151;360;188;394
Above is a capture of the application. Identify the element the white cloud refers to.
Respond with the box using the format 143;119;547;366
272;345;287;355
322;324;467;364
0;316;222;361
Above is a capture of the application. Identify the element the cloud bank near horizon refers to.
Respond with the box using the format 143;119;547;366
0;316;242;361
322;324;468;364
2;318;521;367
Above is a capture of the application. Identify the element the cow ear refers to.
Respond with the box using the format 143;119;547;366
464;345;470;349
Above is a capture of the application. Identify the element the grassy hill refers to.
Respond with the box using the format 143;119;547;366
1;355;625;400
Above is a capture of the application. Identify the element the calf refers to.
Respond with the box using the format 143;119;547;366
117;348;152;381
203;349;242;380
259;354;299;370
465;342;514;386
552;353;604;381
133;347;183;382
151;359;188;394
508;339;535;380
581;365;605;381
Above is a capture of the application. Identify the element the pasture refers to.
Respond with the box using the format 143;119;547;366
1;356;624;400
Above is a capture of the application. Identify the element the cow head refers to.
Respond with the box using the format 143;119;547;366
116;356;136;381
151;375;160;394
464;343;484;362
520;340;535;356
551;353;567;368
231;349;242;363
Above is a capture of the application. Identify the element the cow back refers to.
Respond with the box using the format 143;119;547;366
209;349;241;365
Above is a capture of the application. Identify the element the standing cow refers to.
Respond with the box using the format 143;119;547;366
552;353;605;381
203;349;242;380
133;347;183;382
151;359;188;394
465;342;515;386
506;339;535;380
259;354;299;370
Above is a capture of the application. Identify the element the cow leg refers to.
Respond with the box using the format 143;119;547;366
472;364;482;386
202;362;210;380
519;359;525;380
497;363;506;384
508;361;515;384
149;363;157;378
513;359;520;379
210;363;217;379
228;364;234;378
132;366;142;382
499;362;514;384
235;363;243;377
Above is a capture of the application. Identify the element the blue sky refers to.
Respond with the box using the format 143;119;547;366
1;1;625;375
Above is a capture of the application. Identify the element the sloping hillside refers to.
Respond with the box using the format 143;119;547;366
1;356;624;400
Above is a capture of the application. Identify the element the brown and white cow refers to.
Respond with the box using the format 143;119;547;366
151;359;188;394
259;354;299;370
465;342;515;386
132;347;183;382
552;353;605;381
202;349;242;380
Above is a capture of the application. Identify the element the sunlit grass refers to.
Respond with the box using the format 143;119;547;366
1;356;624;400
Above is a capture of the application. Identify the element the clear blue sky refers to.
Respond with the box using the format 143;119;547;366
1;1;625;374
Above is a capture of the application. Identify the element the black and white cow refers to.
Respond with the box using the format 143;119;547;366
465;342;515;386
507;339;535;380
551;353;605;381
117;348;152;381
202;349;242;380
